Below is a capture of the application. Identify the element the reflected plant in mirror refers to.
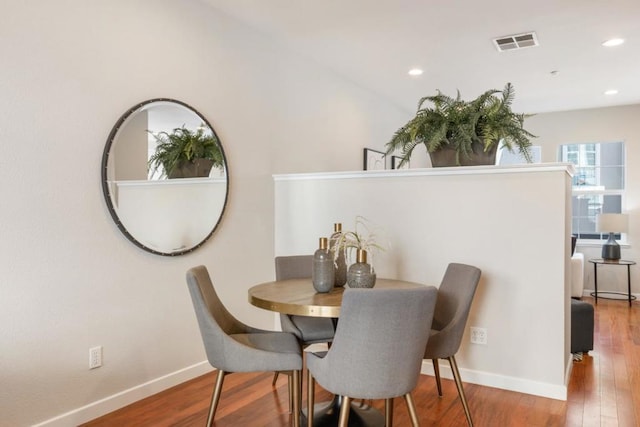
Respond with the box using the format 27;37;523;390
148;125;225;179
101;98;229;256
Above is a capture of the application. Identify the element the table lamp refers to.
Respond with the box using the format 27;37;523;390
596;213;628;260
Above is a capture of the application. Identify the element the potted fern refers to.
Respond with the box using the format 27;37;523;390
148;126;224;178
385;83;535;167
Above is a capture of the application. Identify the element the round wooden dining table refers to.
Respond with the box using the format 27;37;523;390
248;277;427;427
248;277;425;317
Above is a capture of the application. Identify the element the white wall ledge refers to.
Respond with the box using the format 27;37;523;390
274;162;575;181
109;177;226;187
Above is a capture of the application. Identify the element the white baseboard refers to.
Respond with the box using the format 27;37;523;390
565;353;574;389
420;359;568;401
33;361;214;427
34;357;570;426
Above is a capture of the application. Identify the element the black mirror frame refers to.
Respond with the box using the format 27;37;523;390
101;98;229;256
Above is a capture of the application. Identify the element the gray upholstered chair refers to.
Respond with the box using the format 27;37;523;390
186;265;303;427
272;255;336;385
306;287;438;427
425;262;481;427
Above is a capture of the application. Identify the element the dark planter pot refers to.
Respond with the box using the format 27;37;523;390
429;142;499;167
168;158;214;178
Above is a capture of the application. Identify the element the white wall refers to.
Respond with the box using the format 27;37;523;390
526;105;640;296
0;1;409;425
274;165;573;400
113;109;147;181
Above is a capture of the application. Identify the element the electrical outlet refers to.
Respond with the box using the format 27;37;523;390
89;346;103;369
470;327;487;345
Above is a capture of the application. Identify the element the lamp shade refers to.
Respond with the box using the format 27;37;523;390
596;213;628;233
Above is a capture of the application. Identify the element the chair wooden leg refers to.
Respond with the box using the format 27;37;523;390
404;393;420;427
292;370;301;427
448;356;473;427
432;359;443;397
287;372;293;413
385;398;394;427
338;396;351;427
278;370;299;414
274;370;293;414
207;370;226;427
298;369;303;413
307;371;315;427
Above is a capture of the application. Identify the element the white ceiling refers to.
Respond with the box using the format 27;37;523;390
201;0;640;114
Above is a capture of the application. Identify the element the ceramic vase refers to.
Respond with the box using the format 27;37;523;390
347;249;376;288
312;237;335;293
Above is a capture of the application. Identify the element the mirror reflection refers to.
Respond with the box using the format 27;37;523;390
102;99;228;256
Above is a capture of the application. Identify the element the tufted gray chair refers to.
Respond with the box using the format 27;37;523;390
186;265;302;427
424;262;481;427
306;287;438;427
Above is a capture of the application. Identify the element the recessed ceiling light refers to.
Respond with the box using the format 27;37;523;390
602;38;625;47
604;89;619;95
408;68;423;76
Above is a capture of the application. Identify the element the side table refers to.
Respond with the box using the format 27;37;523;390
588;258;636;306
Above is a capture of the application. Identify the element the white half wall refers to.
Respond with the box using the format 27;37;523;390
274;164;574;400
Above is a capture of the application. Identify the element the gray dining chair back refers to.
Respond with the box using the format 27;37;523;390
276;255;336;343
306;287;438;427
272;255;336;388
276;255;314;281
188;265;252;342
186;265;302;427
424;262;481;427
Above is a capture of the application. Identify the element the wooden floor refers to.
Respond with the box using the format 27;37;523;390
81;297;640;426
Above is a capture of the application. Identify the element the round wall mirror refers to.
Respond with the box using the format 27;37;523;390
101;98;228;256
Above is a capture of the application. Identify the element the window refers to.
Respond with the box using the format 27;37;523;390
498;145;542;165
558;141;625;240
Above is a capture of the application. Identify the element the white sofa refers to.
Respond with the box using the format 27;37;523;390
571;252;585;298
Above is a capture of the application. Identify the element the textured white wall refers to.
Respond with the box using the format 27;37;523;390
0;1;409;425
526;105;640;295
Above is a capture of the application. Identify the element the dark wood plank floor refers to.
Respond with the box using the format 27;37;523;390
81;297;639;426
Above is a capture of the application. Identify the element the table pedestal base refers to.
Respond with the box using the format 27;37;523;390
302;396;384;427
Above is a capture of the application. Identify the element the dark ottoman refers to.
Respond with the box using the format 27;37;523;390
571;299;594;353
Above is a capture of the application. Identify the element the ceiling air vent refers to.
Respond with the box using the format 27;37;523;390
493;32;539;52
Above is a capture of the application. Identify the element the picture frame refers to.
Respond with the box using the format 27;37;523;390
363;148;385;170
391;156;410;170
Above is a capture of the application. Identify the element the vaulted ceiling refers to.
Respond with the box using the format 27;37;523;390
202;0;640;114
